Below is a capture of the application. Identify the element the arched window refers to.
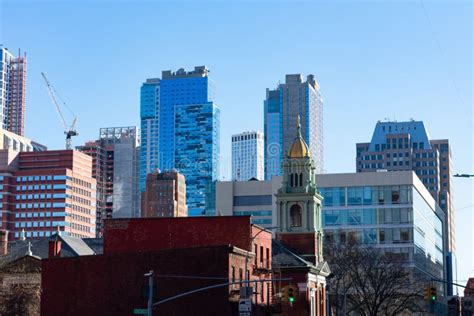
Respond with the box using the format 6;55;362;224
290;174;294;187
299;173;303;186
290;204;302;227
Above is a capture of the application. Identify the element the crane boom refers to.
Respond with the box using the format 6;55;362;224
41;72;69;131
41;72;78;150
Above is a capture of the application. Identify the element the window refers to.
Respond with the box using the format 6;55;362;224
231;266;235;282
254;245;258;265
290;204;302;227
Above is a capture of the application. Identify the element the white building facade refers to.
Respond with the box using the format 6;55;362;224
231;131;264;181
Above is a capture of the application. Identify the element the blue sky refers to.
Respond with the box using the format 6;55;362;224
1;0;472;291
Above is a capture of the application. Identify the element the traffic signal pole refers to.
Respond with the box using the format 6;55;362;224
144;271;154;316
152;278;292;308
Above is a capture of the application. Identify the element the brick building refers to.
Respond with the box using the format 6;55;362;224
41;216;273;315
0;150;96;239
141;170;187;218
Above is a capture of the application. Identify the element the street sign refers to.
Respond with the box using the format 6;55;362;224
239;298;252;312
133;308;147;315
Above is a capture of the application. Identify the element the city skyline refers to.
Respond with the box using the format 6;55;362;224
1;0;472;291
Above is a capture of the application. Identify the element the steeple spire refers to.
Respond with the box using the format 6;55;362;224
288;114;310;158
297;115;301;137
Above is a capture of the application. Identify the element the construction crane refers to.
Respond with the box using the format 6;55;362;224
41;72;78;150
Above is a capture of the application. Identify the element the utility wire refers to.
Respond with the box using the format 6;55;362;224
154;274;229;280
419;0;467;110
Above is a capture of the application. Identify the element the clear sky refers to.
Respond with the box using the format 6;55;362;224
1;0;472;292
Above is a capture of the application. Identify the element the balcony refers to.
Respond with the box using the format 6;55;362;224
253;259;271;274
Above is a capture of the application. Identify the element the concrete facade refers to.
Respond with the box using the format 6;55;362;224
216;177;281;229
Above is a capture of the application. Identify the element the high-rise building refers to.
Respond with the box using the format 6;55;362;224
77;126;140;236
141;170;187;218
0;150;96;240
140;78;160;192
355;121;454;247
0;47;27;136
140;66;220;216
264;74;323;180
355;120;455;292
231;131;264;181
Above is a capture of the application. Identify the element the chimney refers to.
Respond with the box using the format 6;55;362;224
48;238;62;258
0;230;8;255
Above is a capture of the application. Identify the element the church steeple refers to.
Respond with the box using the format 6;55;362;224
275;116;324;264
288;115;310;158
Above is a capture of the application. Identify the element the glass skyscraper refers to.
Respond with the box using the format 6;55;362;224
264;74;323;180
140;66;220;216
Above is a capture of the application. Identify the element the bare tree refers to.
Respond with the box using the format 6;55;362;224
325;242;424;316
0;283;41;316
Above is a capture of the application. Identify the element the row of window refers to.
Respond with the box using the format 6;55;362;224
14;230;57;238
16;175;68;182
16;193;68;200
323;208;413;226
16;184;68;191
234;210;272;217
15;211;65;218
325;228;411;245
16;202;68;209
15;221;69;228
320;185;412;207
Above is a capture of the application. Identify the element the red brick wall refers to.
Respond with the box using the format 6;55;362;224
276;232;317;264
103;216;253;254
41;246;234;316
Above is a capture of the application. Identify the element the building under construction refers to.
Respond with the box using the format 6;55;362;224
77;126;140;236
0;46;27;136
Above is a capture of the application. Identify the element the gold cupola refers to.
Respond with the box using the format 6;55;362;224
288;115;310;158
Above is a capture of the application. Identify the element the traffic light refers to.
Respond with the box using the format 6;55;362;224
430;286;437;301
288;287;295;303
281;285;298;305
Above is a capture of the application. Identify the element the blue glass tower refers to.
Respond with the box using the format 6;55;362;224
140;78;160;192
139;66;220;216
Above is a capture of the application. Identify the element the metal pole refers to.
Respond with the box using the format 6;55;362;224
145;270;154;316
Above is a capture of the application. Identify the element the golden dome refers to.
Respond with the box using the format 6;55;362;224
288;115;310;158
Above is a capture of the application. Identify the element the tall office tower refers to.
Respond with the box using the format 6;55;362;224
356;120;455;294
0;150;96;240
140;66;220;216
231;131;264;181
77;127;140;236
0;47;27;136
140;78;160;192
264;74;324;180
141;170;187;218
